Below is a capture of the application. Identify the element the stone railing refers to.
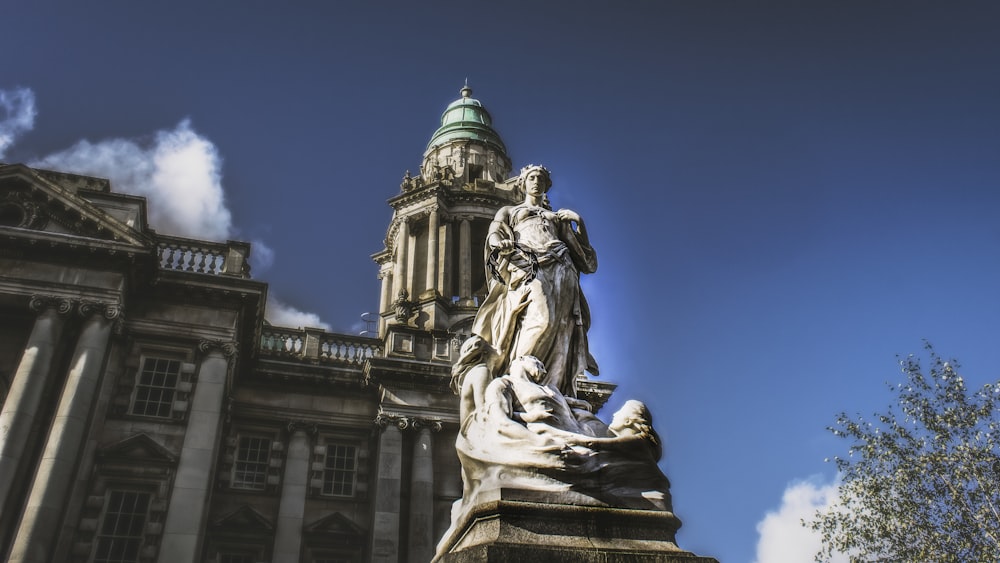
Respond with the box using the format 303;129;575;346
156;235;252;278
260;326;382;366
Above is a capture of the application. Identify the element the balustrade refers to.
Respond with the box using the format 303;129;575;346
260;326;381;366
156;235;251;278
319;334;379;365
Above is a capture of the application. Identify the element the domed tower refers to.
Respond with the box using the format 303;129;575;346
422;85;512;184
372;86;520;349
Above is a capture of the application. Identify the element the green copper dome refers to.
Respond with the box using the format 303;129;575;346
426;86;507;153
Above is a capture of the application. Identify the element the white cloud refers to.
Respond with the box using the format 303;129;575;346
249;238;275;273
10;89;330;329
0;87;36;159
265;295;332;331
32;119;232;240
754;476;848;563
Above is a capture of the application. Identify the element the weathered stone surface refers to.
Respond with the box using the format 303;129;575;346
435;489;718;563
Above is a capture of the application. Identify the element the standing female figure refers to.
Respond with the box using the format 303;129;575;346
471;165;598;397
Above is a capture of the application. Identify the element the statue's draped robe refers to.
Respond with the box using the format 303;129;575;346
472;206;599;396
455;372;671;509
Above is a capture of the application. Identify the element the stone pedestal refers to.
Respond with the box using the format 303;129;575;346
435;489;718;563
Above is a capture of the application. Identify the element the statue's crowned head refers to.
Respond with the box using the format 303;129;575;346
518;164;552;192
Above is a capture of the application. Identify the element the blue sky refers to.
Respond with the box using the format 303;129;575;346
4;2;1000;561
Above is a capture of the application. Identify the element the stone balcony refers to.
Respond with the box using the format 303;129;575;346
156;234;252;278
260;325;382;366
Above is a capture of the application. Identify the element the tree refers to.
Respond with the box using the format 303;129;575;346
810;343;1000;562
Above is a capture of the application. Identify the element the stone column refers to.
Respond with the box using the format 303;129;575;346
157;340;236;563
392;218;410;299
9;301;119;563
273;422;315;563
0;297;72;519
378;267;392;336
371;413;406;563
407;420;440;563
459;217;472;304
438;219;452;299
425;209;439;295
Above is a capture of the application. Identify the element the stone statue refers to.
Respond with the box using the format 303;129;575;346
438;165;709;562
392;288;416;325
470;164;598;397
452;355;671;506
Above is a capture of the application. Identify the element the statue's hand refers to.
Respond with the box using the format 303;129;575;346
565;436;597;449
495;239;516;255
559;444;596;467
556;209;581;223
565;397;593;412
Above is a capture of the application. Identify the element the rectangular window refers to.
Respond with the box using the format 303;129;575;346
93;490;150;563
131;357;180;417
232;436;271;490
219;554;256;563
322;444;357;497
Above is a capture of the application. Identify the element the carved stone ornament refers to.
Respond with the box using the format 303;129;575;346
28;295;74;316
77;300;123;321
74;300;125;335
374;412;410;431
392;288;417;326
400;170;415;192
198;339;239;358
0;190;48;230
285;420;319;437
411;418;444;432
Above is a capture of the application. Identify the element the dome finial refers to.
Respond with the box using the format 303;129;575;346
461;79;472;98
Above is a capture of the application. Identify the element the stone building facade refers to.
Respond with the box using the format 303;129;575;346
0;88;613;563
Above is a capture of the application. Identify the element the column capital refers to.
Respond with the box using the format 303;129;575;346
198;339;238;358
374;412;410;431
78;300;125;335
373;413;442;432
410;418;443;433
28;295;74;316
77;300;123;321
284;420;318;438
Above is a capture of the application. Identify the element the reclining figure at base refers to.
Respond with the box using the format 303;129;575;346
451;353;672;511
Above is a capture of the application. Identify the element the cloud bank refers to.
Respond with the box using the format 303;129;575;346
754;476;848;563
32;119;233;241
0;87;36;159
2;86;328;329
